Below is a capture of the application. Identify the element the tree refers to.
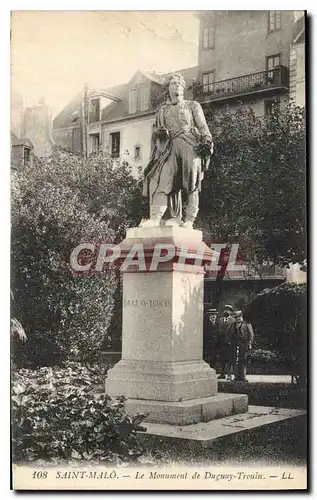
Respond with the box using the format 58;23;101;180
198;101;306;270
11;149;142;367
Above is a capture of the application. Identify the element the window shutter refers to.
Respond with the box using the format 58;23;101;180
129;89;137;114
139;86;149;112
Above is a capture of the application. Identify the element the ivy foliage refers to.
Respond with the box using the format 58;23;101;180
12;363;147;463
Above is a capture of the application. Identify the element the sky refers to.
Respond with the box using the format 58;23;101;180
11;11;199;118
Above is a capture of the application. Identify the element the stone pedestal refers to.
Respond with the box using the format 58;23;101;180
105;226;248;424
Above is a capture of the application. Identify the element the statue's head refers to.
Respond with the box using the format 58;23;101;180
165;73;186;102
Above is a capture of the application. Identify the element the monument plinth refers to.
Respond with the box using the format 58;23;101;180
105;226;248;425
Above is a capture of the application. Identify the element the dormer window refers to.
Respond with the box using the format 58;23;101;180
129;86;149;114
89;98;100;123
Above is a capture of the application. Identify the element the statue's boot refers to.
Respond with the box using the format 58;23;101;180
139;205;167;228
165;218;180;227
182;202;198;229
182;220;194;229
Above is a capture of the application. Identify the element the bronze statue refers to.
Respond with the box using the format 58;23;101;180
140;72;213;229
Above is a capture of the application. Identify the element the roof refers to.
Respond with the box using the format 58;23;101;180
53;66;198;129
53;91;83;129
11;132;33;148
100;66;198;124
162;66;198;85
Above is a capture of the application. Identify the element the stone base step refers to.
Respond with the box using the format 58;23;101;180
138;405;306;447
125;392;248;425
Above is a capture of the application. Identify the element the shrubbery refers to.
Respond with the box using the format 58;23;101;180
12;363;146;463
248;349;280;365
199;102;306;269
246;282;307;384
11;149;142;367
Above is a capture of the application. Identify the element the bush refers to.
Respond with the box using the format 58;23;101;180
199;102;306;269
12;363;146;463
248;349;280;365
218;380;307;410
245;282;307;384
11;149;142;367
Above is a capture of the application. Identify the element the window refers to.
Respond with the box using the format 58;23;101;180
202;26;215;49
90;133;100;153
202;72;215;93
129;86;149;114
89;98;100;123
134;145;141;160
23;147;31;166
110;132;120;158
264;98;280;116
266;54;281;82
269;11;281;32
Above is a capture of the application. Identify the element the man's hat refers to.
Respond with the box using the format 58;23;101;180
208;308;218;314
223;304;233;311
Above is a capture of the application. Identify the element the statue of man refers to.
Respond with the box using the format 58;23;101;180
140;72;214;229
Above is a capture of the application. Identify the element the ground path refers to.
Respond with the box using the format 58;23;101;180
222;375;292;384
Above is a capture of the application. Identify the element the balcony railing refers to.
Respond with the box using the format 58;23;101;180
193;66;289;103
88;111;100;124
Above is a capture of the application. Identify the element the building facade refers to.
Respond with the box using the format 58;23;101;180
194;10;306;308
53;91;84;153
289;13;305;107
53;67;197;177
194;10;305;118
11;132;34;171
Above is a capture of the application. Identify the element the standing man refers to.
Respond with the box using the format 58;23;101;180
232;310;254;382
140;72;213;229
203;308;218;369
217;305;235;380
